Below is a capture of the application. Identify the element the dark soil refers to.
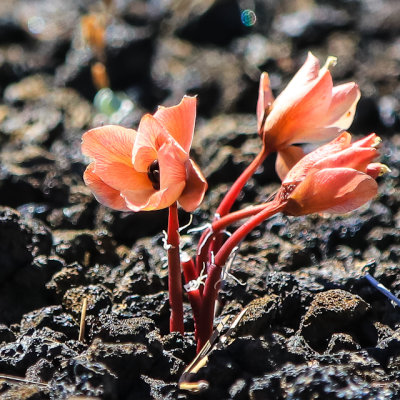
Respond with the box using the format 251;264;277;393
0;0;400;399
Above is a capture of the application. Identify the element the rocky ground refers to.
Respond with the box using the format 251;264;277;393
0;0;400;399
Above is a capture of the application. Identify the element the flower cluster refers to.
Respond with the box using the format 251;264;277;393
81;52;388;351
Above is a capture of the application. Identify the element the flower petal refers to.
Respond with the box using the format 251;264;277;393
313;147;378;173
132;114;170;172
284;168;378;216
178;159;208;212
283;131;352;183
351;132;380;148
154;95;197;153
264;59;333;149
158;141;187;192
257;72;274;134
325;82;360;129
275;145;306;181
284;52;321;92
121;187;158;212
95;160;152;192
83;163;130;211
82;125;136;167
82;125;151;192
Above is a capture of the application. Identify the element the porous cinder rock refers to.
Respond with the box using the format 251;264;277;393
141;375;180;400
53;230;119;266
25;357;54;383
87;314;157;345
0;330;77;375
161;331;196;363
121;292;170;333
0;324;16;344
0;146;70;208
62;285;113;319
0;207;54;324
104;209;168;245
20;306;77;337
265;271;311;329
369;329;400;369
237;295;278;336
229;378;248;400
193;347;242;399
45;262;84;296
50;357;116;399
300;289;371;350
0;384;50;400
0;207;52;279
84;338;154;378
325;332;361;354
113;262;163;299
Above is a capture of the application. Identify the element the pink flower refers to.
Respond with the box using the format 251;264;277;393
257;52;361;180
82;96;207;212
276;132;387;216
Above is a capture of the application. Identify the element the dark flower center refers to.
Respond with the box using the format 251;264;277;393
147;160;160;190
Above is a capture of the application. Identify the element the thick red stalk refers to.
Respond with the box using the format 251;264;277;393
196;200;284;350
212;203;271;235
215;147;268;218
167;202;184;333
203;147;269;274
196;203;271;276
195;228;211;276
182;257;202;342
182;255;197;285
215;200;285;266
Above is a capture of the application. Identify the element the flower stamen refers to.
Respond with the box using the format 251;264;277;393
147;160;160;190
321;55;337;72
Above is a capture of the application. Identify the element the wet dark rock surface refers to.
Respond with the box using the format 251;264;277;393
0;0;399;399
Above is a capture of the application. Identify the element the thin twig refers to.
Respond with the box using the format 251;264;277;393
78;297;88;342
0;374;49;388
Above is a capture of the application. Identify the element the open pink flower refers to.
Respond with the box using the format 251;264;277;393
257;52;361;180
82;96;207;212
275;131;387;216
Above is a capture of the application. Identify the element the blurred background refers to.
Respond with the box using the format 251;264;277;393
0;0;399;127
0;0;398;233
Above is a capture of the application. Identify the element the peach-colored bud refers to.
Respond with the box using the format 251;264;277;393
256;53;361;180
276;132;383;216
256;72;274;135
366;163;390;179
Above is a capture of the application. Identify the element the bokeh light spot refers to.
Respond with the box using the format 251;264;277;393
241;9;256;27
27;16;46;35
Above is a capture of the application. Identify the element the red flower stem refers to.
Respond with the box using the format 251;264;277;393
182;255;197;284
195;228;211;276
215;146;269;218
213;203;272;231
196;203;271;276
196;200;284;350
182;257;202;342
167;202;184;334
195;146;268;277
215;200;285;266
